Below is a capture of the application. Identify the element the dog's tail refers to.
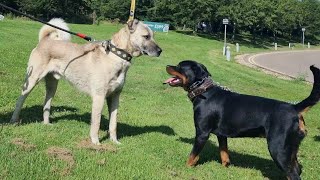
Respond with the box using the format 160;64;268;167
294;65;320;113
38;18;71;42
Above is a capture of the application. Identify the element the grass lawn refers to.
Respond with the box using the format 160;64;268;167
0;18;320;180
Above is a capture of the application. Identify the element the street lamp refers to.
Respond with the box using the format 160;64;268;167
302;27;306;48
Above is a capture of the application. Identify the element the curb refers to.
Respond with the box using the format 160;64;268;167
238;50;320;82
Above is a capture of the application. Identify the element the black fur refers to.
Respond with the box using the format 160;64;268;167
166;60;320;180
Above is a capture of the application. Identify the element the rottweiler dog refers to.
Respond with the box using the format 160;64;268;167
164;60;320;180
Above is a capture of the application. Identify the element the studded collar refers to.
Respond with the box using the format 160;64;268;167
101;40;132;62
187;77;215;101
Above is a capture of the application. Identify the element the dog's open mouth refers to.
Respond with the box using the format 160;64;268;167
164;65;186;87
164;77;182;86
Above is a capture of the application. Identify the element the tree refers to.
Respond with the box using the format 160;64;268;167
296;0;320;36
2;0;320;38
16;0;90;23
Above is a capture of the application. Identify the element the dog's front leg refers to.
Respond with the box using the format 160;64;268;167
90;95;105;145
217;136;230;167
107;92;121;144
187;131;210;166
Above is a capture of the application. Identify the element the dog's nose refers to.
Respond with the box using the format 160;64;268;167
166;65;174;72
157;47;162;56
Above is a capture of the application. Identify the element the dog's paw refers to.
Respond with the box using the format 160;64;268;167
186;155;199;167
91;137;101;145
110;138;121;145
222;161;231;167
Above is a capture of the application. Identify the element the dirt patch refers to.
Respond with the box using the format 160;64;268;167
97;158;107;166
10;152;17;157
46;147;75;176
0;71;7;76
235;54;293;81
0;169;8;179
77;139;117;152
169;170;178;177
11;138;36;151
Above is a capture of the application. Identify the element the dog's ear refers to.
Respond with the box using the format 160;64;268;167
199;63;211;77
127;19;139;33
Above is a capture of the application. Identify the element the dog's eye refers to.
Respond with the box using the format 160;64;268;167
143;35;150;40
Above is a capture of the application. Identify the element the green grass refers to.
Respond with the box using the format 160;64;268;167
1;19;320;180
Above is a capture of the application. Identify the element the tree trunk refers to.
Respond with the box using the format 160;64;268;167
92;10;97;25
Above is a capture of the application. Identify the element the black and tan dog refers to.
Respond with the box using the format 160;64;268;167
164;60;320;180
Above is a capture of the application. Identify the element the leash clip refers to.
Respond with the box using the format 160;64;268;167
101;40;111;51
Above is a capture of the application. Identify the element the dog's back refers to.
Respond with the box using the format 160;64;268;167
198;87;288;135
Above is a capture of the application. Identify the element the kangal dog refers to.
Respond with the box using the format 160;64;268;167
11;18;162;145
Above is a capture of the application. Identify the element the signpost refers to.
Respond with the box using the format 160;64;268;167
222;18;229;56
302;28;306;48
143;21;169;33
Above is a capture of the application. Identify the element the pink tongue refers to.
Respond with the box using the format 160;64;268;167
164;77;176;83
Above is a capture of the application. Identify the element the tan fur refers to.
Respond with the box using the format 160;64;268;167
187;154;199;166
219;147;230;167
11;19;161;145
298;114;307;135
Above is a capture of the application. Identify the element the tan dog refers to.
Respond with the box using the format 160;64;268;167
11;18;162;145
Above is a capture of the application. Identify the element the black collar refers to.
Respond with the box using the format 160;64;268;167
187;77;214;101
101;40;132;62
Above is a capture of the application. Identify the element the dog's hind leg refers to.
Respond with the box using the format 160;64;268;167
217;136;230;167
291;153;302;176
267;134;302;180
11;64;47;123
90;94;105;145
43;73;59;124
288;133;304;179
107;92;121;144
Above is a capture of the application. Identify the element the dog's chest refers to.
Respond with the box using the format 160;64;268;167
107;62;130;94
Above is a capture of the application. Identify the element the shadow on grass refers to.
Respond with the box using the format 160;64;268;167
0;105;175;140
0;105;78;124
314;135;320;142
50;111;175;141
314;128;320;141
178;137;285;180
176;31;272;49
175;30;320;50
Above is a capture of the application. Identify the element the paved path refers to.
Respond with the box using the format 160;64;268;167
246;50;320;82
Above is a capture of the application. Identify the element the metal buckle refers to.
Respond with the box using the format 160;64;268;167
189;77;208;91
101;40;110;50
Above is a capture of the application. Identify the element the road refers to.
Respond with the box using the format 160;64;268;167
246;50;320;82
